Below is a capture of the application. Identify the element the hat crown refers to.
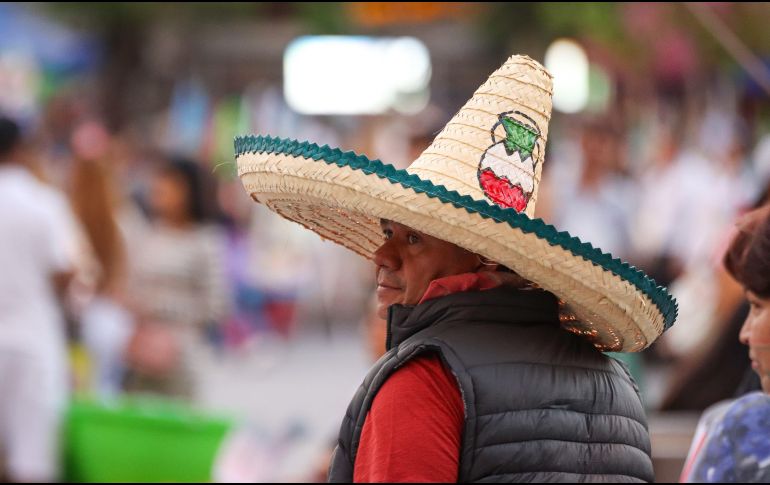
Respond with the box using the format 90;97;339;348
407;55;553;217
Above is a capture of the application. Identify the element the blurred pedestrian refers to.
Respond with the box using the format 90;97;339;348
124;157;229;401
0;116;79;482
547;117;636;260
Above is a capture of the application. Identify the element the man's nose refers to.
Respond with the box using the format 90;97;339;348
373;240;400;271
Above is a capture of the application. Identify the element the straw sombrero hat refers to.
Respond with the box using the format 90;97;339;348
235;54;677;352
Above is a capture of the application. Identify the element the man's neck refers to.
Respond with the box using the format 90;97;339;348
387;286;559;350
418;271;528;305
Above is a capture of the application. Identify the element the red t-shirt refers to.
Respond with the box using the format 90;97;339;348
352;354;464;483
353;273;504;483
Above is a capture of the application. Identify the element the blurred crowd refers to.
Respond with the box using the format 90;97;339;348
0;89;377;480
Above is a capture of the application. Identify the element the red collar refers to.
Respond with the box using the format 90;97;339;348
419;272;506;304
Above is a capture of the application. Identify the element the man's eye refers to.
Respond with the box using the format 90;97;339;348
407;234;420;244
383;230;393;240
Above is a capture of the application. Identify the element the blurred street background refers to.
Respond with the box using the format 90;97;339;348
2;2;770;482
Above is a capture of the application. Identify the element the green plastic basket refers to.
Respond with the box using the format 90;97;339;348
64;398;232;483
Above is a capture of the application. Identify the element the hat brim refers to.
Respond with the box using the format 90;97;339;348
236;135;677;352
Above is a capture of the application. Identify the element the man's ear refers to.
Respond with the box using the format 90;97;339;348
474;254;500;273
477;263;500;273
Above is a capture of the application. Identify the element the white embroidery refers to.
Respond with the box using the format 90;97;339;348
478;142;535;194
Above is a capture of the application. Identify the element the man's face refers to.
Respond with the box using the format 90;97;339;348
373;220;483;319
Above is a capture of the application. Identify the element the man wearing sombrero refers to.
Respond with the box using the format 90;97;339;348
236;55;677;482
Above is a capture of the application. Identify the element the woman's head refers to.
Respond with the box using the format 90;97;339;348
725;205;770;392
150;157;208;225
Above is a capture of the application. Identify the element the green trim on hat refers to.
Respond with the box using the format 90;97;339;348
235;135;678;331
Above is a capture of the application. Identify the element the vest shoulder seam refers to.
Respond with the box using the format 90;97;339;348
475;437;651;457
465;359;630;378
475;407;647;431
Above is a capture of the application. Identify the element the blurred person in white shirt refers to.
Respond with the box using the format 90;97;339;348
641;114;760;362
544;117;637;261
0;116;79;482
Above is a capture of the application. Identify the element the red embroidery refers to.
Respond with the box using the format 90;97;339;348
478;168;528;212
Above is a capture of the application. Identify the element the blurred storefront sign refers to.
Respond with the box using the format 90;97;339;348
284;36;431;115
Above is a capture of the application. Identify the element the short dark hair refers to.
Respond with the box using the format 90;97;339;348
724;205;770;298
0;117;20;160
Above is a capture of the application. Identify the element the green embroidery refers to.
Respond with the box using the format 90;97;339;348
235;135;678;332
501;116;538;160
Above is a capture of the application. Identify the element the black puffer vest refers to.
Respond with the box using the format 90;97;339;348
328;287;654;483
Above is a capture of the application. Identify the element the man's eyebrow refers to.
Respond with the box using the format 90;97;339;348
380;218;391;228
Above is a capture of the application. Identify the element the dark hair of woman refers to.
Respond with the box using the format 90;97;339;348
161;157;208;223
724;205;770;299
0;117;20;160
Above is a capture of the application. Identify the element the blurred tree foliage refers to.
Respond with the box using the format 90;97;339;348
46;3;264;25
474;3;629;55
475;2;770;69
37;2;770;129
42;2;770;61
44;2;346;31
